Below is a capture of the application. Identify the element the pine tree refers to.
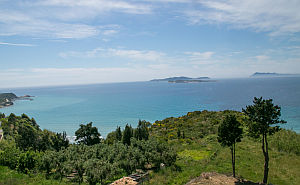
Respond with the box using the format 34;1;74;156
218;114;243;177
243;97;286;184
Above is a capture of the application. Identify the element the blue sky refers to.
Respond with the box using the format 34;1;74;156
1;0;300;88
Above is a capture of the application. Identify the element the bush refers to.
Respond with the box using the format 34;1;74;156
270;129;300;155
0;139;20;169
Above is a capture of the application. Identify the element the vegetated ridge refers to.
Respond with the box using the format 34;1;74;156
250;72;300;78
0;93;33;108
0;99;300;185
150;76;213;83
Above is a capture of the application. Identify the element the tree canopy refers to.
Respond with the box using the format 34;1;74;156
218;114;243;177
75;122;101;146
243;97;286;184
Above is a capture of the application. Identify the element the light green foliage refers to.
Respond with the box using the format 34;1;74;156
178;150;210;161
17;150;40;174
150;110;242;141
270;129;300;155
0;138;20;169
85;159;113;185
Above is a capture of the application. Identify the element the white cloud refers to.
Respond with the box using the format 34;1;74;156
0;0;148;39
185;0;300;35
35;0;152;16
255;55;270;61
0;42;35;47
184;51;214;60
60;48;166;61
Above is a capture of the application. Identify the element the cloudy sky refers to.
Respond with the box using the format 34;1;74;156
1;0;300;88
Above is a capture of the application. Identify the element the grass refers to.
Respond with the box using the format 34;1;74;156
147;136;300;185
147;110;300;185
0;166;79;185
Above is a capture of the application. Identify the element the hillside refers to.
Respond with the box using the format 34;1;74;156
0;110;299;185
250;72;300;78
148;110;300;185
151;76;210;82
0;93;18;107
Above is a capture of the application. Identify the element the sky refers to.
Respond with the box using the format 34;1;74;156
1;0;300;88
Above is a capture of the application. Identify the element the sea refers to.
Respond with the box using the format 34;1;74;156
1;77;300;137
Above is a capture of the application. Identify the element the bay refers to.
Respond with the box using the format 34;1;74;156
1;77;300;137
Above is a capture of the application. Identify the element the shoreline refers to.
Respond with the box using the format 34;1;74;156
0;94;34;109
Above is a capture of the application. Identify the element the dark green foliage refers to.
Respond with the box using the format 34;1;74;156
243;97;286;138
8;113;17;123
0;93;17;101
15;122;39;151
217;115;243;177
116;126;122;141
218;115;243;147
53;131;69;151
75;122;101;146
134;120;149;141
243;97;286;184
1;114;69;152
122;124;133;145
0;112;5;118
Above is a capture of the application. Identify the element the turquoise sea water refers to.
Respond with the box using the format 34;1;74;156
1;77;300;137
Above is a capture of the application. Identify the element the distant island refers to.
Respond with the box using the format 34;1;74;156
151;76;214;83
250;72;300;78
0;93;34;108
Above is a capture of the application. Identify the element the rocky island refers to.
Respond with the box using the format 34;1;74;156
250;72;300;78
151;76;215;83
0;93;33;108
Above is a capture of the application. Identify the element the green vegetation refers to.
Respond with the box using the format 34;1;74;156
0;93;17;107
243;97;286;184
0;97;299;185
217;115;243;177
75;122;101;146
0;113;176;185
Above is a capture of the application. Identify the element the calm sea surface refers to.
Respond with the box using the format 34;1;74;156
1;77;300;137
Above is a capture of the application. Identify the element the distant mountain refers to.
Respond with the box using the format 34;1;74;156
0;93;34;108
250;72;300;78
0;93;18;107
151;76;210;82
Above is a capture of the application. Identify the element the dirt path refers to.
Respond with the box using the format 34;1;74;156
186;172;261;185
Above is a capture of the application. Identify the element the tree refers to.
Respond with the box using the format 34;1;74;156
122;124;133;145
75;122;101;146
16;122;38;151
217;115;243;177
243;97;286;184
85;159;113;185
0;112;5;118
134;120;149;141
116;126;122;141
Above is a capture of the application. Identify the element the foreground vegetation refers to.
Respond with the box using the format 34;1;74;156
1;98;300;184
147;110;300;185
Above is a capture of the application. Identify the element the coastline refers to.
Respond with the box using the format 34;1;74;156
0;94;34;109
